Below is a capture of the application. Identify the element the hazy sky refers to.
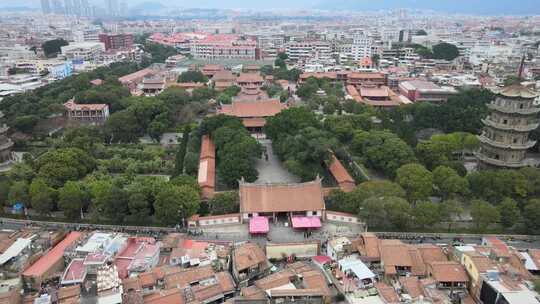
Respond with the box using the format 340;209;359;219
4;0;540;14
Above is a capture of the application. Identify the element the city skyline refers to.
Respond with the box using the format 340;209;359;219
5;0;540;15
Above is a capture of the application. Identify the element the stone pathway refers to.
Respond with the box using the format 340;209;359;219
254;139;300;184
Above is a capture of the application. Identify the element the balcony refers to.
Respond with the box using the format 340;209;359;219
482;119;540;132
475;152;533;168
487;103;540;115
478;134;536;150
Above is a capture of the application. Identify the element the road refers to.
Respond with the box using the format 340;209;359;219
1;217;539;249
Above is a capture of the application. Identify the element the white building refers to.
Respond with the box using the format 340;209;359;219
286;41;332;62
61;42;105;61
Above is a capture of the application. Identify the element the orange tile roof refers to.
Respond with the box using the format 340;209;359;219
164;265;215;289
255;269;295;290
357;233;380;260
327;154;355;192
380;240;413;268
416;244;447;265
220;99;287;118
375;282;400;303
239;179;325;214
143;288;184;304
236;73;264;83
200;135;215;160
64;99;108;111
428;261;469;283
399;276;424;299
118;68;156;84
234;242;267;272
241;286;267;300
23;232;82;278
466;252;495;273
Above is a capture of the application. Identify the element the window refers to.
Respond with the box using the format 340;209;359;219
513;138;518;143
519;104;524;109
503;119;508;124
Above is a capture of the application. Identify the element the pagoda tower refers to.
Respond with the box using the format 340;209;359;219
476;84;540;168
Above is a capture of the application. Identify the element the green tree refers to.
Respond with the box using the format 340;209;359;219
58;181;87;220
385;196;413;230
105;110;142;143
29;178;55;215
433;166;469;199
35;148;96;188
353;180;406;202
396;163;433;202
0;180;11;206
523;199;540;234
154;184;200;226
470;199;500;232
432;42;460;61
358;197;388;228
413;201;442;228
352;130;416;177
178;71;208;83
439;199;464;231
8;181;29;207
497;198;521;229
42;38;68;57
208;192;239;215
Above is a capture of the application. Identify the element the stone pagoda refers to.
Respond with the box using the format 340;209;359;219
476;84;540;169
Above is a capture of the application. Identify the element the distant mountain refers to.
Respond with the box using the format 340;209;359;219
316;0;540;15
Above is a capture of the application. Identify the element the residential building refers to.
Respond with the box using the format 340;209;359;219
232;242;270;287
61;42;105;61
22;232;82;290
190;35;257;60
399;80;458;102
286;41;332;62
99;34;134;51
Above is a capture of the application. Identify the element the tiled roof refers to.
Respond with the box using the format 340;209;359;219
64;99;108;111
375;282;400;303
234;242;267;272
416;244;447;265
428;261;469;283
399;276;424;299
493;84;539;98
23;232;82;278
239;179;325;213
327;154;355;191
236;73;263;83
220;99;287;118
164;265;215;289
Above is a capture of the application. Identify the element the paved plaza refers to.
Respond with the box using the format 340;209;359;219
254;139;300;184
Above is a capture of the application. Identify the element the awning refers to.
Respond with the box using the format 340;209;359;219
249;216;269;234
291;216;322;229
312;255;332;265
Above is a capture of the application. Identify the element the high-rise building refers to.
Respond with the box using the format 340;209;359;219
476;84;540;169
41;0;51;14
81;0;90;16
72;0;82;16
64;0;73;15
99;33;134;50
52;0;64;14
106;0;119;16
